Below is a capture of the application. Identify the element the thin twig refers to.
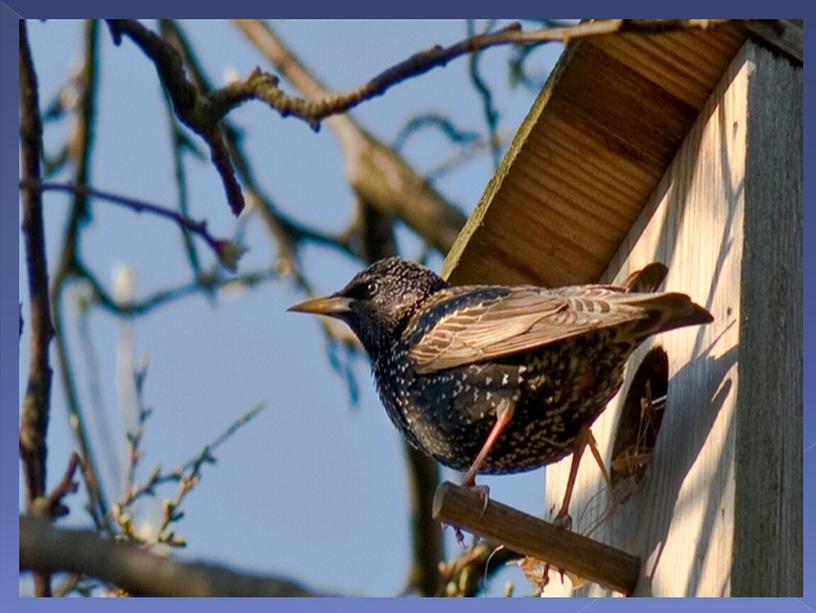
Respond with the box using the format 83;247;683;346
27;452;83;534
77;299;121;492
22;180;245;271
508;43;549;92
49;20;110;533
124;364;152;497
161;89;202;275
425;132;510;181
232;19;729;129
84;265;275;318
114;403;266;544
45;452;82;517
393;112;479;152
466;20;502;168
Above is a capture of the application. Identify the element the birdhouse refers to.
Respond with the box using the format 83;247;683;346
440;20;802;597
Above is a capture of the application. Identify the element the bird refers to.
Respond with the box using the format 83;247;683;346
289;256;712;525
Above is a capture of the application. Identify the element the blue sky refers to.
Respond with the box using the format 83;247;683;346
19;19;565;596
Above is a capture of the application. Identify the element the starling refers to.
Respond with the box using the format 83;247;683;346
289;257;712;523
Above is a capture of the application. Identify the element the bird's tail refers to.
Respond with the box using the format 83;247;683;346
623;262;668;293
618;262;713;339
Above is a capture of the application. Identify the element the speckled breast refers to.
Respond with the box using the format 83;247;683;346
374;330;634;475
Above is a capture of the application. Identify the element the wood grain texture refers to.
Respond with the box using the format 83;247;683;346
432;482;640;595
442;22;748;288
542;42;801;597
439;22;802;597
732;43;802;596
744;20;803;64
441;21;802;291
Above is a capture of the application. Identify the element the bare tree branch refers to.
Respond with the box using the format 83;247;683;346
347;193;442;595
234;19;468;256
108;19;730;252
355;199;443;596
123;364;151;499
233;19;459;594
49;19;110;533
19;21;56;597
159;20;363;363
232;19;729;128
20;516;330;597
158;20;355;275
76;302;120;490
106;19;246;216
508;43;548;93
19;20;54;511
23;180;245;272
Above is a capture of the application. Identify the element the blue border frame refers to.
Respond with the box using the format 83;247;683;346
2;3;812;611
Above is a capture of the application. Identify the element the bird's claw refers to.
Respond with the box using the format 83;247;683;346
552;512;572;531
455;527;467;548
470;483;490;516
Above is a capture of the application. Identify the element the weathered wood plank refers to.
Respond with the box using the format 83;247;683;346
543;42;749;597
542;41;801;597
732;43;802;597
442;22;750;288
744;20;803;64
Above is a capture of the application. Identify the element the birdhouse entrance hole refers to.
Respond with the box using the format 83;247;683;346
610;347;669;489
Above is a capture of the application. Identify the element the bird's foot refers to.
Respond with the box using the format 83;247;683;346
541;563;552;589
455;527;467;548
539;563;570;592
441;522;471;549
460;476;491;516
467;483;490;516
552;511;572;531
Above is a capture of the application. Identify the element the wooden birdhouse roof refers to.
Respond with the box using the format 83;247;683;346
442;20;802;287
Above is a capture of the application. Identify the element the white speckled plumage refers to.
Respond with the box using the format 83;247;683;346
291;257;713;476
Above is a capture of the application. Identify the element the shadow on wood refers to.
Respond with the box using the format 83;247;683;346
432;481;640;595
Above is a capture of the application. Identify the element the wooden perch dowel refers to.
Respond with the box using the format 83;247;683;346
432;481;640;595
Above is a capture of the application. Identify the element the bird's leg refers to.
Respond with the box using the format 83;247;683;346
585;428;612;492
552;423;592;530
461;398;516;512
539;425;591;590
539;426;607;591
452;399;516;548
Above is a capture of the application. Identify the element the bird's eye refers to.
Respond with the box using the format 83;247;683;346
366;281;379;296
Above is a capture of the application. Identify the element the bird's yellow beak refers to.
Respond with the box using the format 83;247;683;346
287;295;353;317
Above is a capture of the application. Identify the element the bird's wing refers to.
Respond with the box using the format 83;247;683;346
408;285;648;374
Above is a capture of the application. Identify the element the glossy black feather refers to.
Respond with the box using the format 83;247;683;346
294;257;712;474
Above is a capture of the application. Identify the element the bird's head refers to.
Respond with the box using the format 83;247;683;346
288;257;447;357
